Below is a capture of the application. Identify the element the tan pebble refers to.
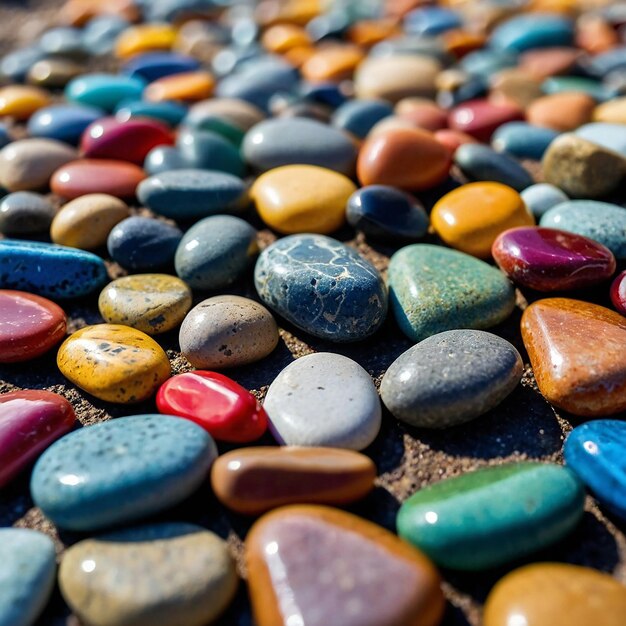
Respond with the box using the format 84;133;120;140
527;92;596;132
27;58;84;88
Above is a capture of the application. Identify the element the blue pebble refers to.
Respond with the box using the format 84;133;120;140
404;6;463;36
300;82;348;109
27;104;104;145
460;49;518;79
212;43;261;77
0;529;56;626
575;122;626;158
331;99;393;139
65;73;146;112
82;15;130;56
0;240;107;299
492;122;560;160
144;145;191;175
40;27;86;58
107;216;183;271
306;11;350;41
143;0;217;22
438;76;488;108
490;14;574;53
541;76;615;102
587;47;626;78
121;52;200;83
0;124;12;150
255;234;388;342
177;127;246;177
31;415;217;531
115;100;187;127
521;183;569;219
0;46;45;83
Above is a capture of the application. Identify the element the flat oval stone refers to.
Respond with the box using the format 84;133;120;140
115;23;176;59
483;563;626;626
331;99;393;139
381;330;523;429
115;100;187;127
251;164;355;234
144;71;215;103
0;85;50;121
448;99;524;142
179;295;278;369
99;274;192;335
255;234;387;342
522;298;626;416
246;505;445;626
121;51;200;82
575;122;626;157
492;122;559;160
264;352;381;450
27;104;103;144
143;145;190;174
1;47;46;83
493;226;616;291
57;324;171;403
611;270;626;315
521;183;569;219
31;415;215;531
65;73;146;112
27;58;84;89
0;240;107;299
176;127;245;176
527;92;596;132
0;529;56;626
59;523;237;626
0;191;55;235
397;462;584;570
490;14;574;53
184;97;265;138
396;98;448;131
157;370;268;443
301;44;364;82
137;169;246;220
388;244;515;342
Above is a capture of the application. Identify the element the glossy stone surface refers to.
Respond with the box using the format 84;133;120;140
521;183;569;219
527;93;596;132
493;227;616;291
157;370;267;442
176;127;245;176
27;58;84;89
492;122;559;160
388;244;515;342
448;100;524;142
31;415;215;531
381;330;523;429
255;234;387;342
115;100;187;127
115;23;176;58
522;298;626;416
246;505;444;626
331;99;392;139
144;145;190;174
60;523;237;626
145;71;215;103
490;14;574;52
611;270;626;315
397;462;584;570
27;104;104;144
0;192;55;235
57;324;171;403
0;85;50;120
122;51;200;82
65;73;146;112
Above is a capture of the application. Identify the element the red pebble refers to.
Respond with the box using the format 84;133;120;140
611;271;626;316
434;128;478;154
156;370;268;443
448;99;525;142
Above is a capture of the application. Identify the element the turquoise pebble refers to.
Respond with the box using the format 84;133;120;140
404;6;462;36
115;100;187;127
492;122;560;160
331;99;393;139
144;145;190;175
575;122;626;157
82;15;130;56
65;73;146;112
521;183;569;219
177;127;246;176
459;49;517;79
121;52;200;83
27;104;104;145
31;415;217;531
542;76;615;102
490;14;574;53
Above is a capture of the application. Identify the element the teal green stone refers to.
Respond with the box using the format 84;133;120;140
542;76;615;102
388;244;515;342
397;462;585;570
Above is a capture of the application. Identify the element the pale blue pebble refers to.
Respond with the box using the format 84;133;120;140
521;183;569;218
0;47;45;82
331;99;393;139
404;6;463;36
575;123;626;158
144;146;191;175
40;27;86;58
492;122;559;160
82;15;130;56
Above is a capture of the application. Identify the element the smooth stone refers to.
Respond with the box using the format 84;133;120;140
176;127;245;176
540;200;626;259
0;192;55;235
489;68;543;109
246;505;445;626
255;234;387;342
460;49;518;79
404;6;462;36
65;73;146;112
174;215;257;290
27;104;104;145
264;353;381;450
51;159;146;200
492;122;559;160
143;145;190;175
31;415;214;531
51;193;129;250
434;128;479;153
0;47;46;83
575;122;626;157
483;563;626;626
184;97;265;140
251;164;355;234
115;100;187;127
82;15;131;55
397;462;584;570
144;71;215;103
0;124;12;150
179;295;278;369
0;529;56;626
431;182;534;258
448;100;524;142
490;14;574;53
331;99;393;139
0;240;107;299
522;298;626;416
57;324;171;403
381;330;523;429
98;274;192;335
544;76;614;101
137;169;246;220
521;183;569;218
0;86;50;121
588;47;626;78
346;185;429;241
611;270;626;315
395;98;448;131
519;46;582;80
27;58;84;89
60;523;237;626
40;26;86;58
0;138;77;192
388;244;515;342
121;51;200;82
107;216;183;271
301;44;364;83
527;92;596;132
493;226;616;291
115;23;176;59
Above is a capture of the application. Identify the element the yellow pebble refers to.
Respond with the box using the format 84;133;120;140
593;97;626;125
261;24;311;53
431;182;534;259
301;44;365;82
115;23;177;59
144;71;215;102
57;324;171;403
0;86;51;121
251;164;356;234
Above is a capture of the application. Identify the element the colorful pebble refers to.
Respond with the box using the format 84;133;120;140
0;192;56;235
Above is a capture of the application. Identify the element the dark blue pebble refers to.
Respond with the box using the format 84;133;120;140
121;52;200;83
300;82;348;109
27;104;104;145
492;122;560;160
0;124;12;150
176;127;246;177
332;99;393;139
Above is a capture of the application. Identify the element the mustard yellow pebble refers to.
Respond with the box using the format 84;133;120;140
0;85;51;120
115;23;177;59
57;324;171;403
98;274;192;335
250;164;356;234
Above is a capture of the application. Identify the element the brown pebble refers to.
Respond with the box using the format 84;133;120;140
527;92;596;132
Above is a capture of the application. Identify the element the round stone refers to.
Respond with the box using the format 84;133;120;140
520;183;569;219
301;44;364;82
490;13;574;52
143;145;190;174
331;99;393;139
121;51;200;82
115;23;176;58
0;192;56;235
115;100;187;127
611;270;626;316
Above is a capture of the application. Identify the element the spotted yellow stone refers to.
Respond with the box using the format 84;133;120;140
98;274;192;335
0;86;51;121
57;324;171;403
115;23;177;58
251;164;356;234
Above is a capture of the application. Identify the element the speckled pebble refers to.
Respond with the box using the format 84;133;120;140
0;192;55;235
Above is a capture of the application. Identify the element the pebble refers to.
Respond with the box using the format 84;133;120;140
264;352;381;450
176;126;245;176
115;99;187;127
611;270;626;315
144;145;190;174
157;370;268;442
60;523;237;626
519;46;581;80
381;330;523;429
251;164;355;234
184;97;265;141
301;44;364;82
57;324;171;403
122;51;200;82
98;274;192;335
211;447;376;515
1;47;46;83
40;26;86;58
115;23;176;58
31;415;214;530
144;70;215;102
0;192;55;235
0;529;56;626
179;295;278;369
492;122;560;160
522;298;626;416
575;122;626;157
0;240;107;299
65;73;146;112
448;99;524;142
490;14;574;52
527;92;596;132
27;58;84;89
255;234;387;342
396;98;448;131
388;244;515;342
27;104;104;145
331;99;393;139
521;183;569;219
246;505;445;626
0;85;50;121
431;182;534;258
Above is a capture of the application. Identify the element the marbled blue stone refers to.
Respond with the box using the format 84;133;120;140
542;76;615;102
0;240;107;299
65;73;146;112
564;420;626;519
300;82;348;109
107;216;183;271
137;169;247;220
144;146;191;175
121;52;200;83
460;49;518;79
30;415;217;531
0;46;45;82
27;104;104;145
0;529;56;626
331;99;393;139
254;234;388;342
575;122;626;158
540;200;626;259
404;6;463;36
492;122;560;160
490;14;574;53
40;27;86;58
177;127;246;176
521;183;569;219
115;100;187;127
82;15;130;56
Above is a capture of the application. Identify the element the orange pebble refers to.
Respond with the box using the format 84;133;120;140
395;98;448;131
283;45;316;68
527;92;596;132
434;129;478;154
518;47;582;81
576;16;619;55
301;45;365;83
443;30;487;58
261;24;311;53
60;0;139;26
347;19;402;47
256;0;321;27
145;71;215;103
